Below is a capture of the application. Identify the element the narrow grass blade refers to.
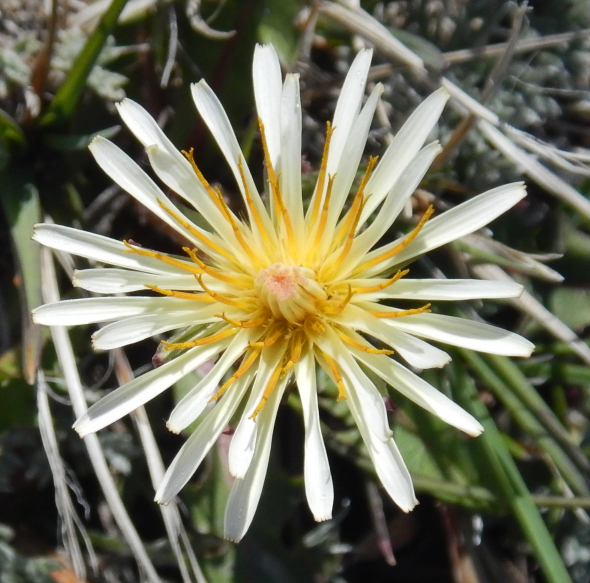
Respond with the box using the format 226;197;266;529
458;349;590;496
40;246;162;583
40;0;129;127
482;353;590;476
452;363;573;583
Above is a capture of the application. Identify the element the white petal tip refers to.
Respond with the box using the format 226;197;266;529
115;98;133;112
165;421;182;435
229;468;246;480
73;423;90;438
466;425;484;437
311;511;332;522
401;498;419;513
153;492;168;505
88;135;105;149
437;86;450;100
513;284;525;298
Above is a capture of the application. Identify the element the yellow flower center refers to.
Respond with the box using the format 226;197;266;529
255;262;327;324
121;120;435;414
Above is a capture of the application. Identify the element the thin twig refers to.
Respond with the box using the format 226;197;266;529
445;28;590;64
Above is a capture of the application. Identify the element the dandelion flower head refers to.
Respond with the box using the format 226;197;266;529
33;44;533;541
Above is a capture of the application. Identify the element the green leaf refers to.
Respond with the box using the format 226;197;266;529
0;167;43;384
549;286;590;331
258;0;300;65
43;125;120;151
0;109;26;172
39;0;129;127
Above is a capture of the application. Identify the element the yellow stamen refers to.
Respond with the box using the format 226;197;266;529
311;174;336;249
337;331;393;355
304;316;326;335
324;353;346;400
307;122;335;231
258;119;296;252
123;240;201;274
209;348;261;401
238;157;273;254
162;327;239;350
356;205;434;274
281;332;305;377
331;196;367;269
333;156;378;248
370;303;431;319
157;200;235;262
249;324;285;348
197;275;244;308
270;173;297;252
182;247;245;285
145;284;215;302
250;360;283;419
212;186;262;267
323;285;354;315
352;269;410;294
182;148;226;215
217;313;267;328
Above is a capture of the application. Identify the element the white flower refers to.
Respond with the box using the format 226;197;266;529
33;44;533;541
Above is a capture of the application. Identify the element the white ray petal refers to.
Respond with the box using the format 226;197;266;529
333;305;451;369
73;268;230;294
384;312;535;357
305;49;373;222
145;144;243;250
295;350;333;521
360;87;449;223
116;98;233;239
253;44;282;170
351;342;483;436
280;73;304;234
155;369;255;504
329;141;441;278
356;278;524;302
32;297;197;326
342;372;417;512
327;83;384;229
90;137;213;248
328;48;373;177
116;98;178;154
358;142;441;248
167;329;259;433
92;307;219;350
313;328;392;442
224;376;288;542
74;337;232;436
228;343;286;479
33;224;187;275
363;182;527;277
190;81;275;245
